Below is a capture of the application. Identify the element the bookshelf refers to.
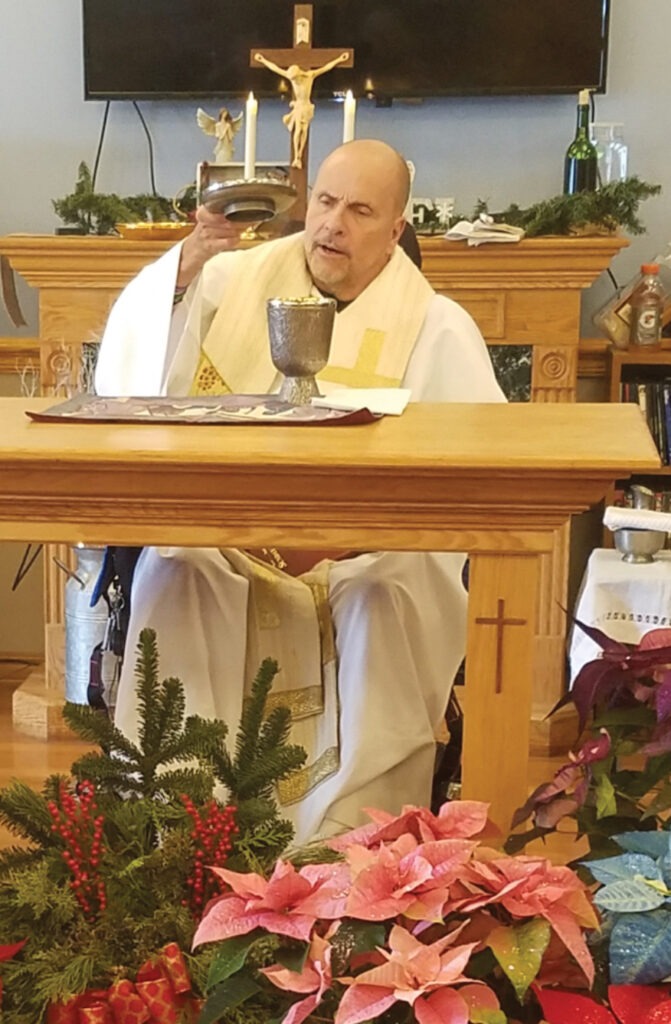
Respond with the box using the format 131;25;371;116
608;345;671;501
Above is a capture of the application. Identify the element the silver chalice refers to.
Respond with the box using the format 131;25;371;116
267;296;336;405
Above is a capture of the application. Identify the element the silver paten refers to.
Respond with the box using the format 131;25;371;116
267;296;336;404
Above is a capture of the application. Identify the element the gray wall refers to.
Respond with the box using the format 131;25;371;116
1;0;669;339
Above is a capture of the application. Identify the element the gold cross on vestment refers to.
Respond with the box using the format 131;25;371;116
475;598;527;695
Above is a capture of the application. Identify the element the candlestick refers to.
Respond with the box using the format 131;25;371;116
342;90;356;144
244;92;258;179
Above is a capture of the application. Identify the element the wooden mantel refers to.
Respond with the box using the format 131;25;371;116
0;233;627;399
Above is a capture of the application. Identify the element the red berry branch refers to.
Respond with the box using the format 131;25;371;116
181;796;238;915
47;780;107;922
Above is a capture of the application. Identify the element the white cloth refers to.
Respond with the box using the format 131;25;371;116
95;237;506;846
569;548;671;684
603;506;671;534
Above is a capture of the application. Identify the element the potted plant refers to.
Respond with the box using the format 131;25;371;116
509;622;671;1018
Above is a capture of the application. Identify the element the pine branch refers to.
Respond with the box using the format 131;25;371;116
486;176;661;238
234;659;280;773
0;781;55;848
258;705;294;753
212;658;306;806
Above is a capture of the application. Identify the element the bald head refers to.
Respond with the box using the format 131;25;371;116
320;139;410;216
304;139;409;301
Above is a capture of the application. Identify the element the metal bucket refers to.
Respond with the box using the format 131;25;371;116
64;545;108;704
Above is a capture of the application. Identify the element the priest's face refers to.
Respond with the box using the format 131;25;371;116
304;141;407;301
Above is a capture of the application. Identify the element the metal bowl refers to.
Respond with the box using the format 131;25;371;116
613;527;667;563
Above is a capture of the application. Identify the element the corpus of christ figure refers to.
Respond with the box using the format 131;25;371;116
254;51;350;169
251;3;354;173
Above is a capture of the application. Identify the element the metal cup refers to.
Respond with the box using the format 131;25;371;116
267;296;336;404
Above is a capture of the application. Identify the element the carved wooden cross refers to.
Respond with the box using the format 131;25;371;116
475;598;527;695
251;4;354;218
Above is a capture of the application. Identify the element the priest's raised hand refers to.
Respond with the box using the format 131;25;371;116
176;205;244;288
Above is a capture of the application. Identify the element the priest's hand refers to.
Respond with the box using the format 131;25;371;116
176;205;244;287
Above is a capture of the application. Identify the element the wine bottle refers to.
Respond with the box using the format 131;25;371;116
563;89;598;194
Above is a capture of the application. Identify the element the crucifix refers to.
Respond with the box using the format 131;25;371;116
251;4;354;218
475;598;527;695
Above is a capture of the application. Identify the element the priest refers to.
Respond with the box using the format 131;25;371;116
95;139;505;845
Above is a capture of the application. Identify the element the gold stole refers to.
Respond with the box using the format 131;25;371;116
223;550;338;805
189;231;434;396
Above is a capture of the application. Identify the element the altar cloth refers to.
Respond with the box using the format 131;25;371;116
569;547;671;684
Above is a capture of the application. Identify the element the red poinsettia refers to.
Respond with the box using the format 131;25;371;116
0;939;28;1006
536;983;671;1024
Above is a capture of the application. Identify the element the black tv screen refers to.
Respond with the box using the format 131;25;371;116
82;0;610;100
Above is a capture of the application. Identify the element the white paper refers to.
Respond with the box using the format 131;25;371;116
445;214;525;247
311;388;411;416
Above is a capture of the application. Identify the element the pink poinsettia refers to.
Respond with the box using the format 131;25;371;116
344;835;475;922
335;923;480;1024
329;800;492;852
262;927;337;1024
193;858;351;947
451;853;598;984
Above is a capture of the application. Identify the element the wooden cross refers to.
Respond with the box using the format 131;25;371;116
251;4;354;219
475;598;527;695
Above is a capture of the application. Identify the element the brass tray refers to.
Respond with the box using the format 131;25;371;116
115;222;194;241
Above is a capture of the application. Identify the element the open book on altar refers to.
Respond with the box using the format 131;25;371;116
25;394;383;427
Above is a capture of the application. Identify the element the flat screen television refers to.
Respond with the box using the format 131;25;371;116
82;0;610;101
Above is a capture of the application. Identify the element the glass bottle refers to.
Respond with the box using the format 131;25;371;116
564;89;598;194
629;263;664;347
590;122;628;185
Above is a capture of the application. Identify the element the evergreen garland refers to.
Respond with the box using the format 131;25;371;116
474;176;661;238
52;162;179;235
0;628;306;1023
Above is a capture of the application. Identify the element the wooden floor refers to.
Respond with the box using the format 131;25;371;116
0;660;587;865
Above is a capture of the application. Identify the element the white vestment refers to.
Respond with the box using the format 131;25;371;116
95;238;505;846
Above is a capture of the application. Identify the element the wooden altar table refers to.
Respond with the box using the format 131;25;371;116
0;232;629;752
0;397;658;833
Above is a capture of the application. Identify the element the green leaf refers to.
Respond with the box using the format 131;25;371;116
642;783;671;820
594;706;657;729
199;975;261;1024
595;774;617;820
275;942;309;973
471;1011;507;1024
206;932;262;989
330;920;387;976
594;879;667;913
486;918;551;1000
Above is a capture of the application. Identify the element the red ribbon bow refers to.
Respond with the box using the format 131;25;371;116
47;943;201;1024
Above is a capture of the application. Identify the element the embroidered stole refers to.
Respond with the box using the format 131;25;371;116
223;550;337;805
189;231;434;396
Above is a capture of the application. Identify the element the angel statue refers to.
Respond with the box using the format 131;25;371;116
196;107;244;164
254;51;350;168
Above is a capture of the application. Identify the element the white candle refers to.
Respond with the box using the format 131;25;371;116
342;90;356;144
243;92;258;179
